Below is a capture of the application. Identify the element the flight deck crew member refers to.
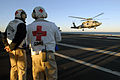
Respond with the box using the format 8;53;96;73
26;6;61;80
3;9;27;80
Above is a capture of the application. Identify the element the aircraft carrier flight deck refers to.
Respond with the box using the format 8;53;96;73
0;33;120;80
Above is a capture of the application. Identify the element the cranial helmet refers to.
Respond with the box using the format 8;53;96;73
32;6;47;19
15;9;27;19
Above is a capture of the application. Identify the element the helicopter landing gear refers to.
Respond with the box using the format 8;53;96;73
78;27;81;29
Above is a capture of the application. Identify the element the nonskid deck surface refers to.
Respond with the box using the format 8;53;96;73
0;33;120;80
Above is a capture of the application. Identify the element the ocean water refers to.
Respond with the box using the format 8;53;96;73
62;32;120;36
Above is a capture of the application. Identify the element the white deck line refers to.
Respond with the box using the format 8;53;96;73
55;53;120;77
57;43;120;56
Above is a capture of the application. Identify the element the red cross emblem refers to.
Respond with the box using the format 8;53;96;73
39;9;43;13
15;11;18;15
32;26;47;41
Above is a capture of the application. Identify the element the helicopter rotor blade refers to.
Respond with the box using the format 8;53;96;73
81;20;87;21
93;13;104;19
69;16;87;20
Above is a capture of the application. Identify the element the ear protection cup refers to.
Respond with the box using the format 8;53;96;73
21;14;26;19
21;11;27;19
44;12;47;18
32;10;37;19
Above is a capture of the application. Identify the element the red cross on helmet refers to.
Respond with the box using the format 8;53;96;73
15;9;27;19
32;6;47;19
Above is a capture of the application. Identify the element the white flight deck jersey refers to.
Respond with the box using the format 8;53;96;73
27;19;61;55
6;19;25;48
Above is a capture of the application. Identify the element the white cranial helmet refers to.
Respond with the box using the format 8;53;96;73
15;9;27;19
32;6;47;19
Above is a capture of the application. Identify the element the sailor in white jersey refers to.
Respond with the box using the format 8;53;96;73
3;9;27;80
27;6;61;80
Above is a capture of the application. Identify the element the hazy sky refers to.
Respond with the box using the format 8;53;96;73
0;0;120;32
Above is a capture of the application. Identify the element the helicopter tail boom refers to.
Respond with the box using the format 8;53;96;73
71;22;82;29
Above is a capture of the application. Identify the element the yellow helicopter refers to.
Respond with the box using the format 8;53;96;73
69;13;104;31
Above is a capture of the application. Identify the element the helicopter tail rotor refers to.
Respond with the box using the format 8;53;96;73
73;22;76;27
71;22;77;28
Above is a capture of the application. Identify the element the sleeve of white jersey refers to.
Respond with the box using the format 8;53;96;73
54;23;62;42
